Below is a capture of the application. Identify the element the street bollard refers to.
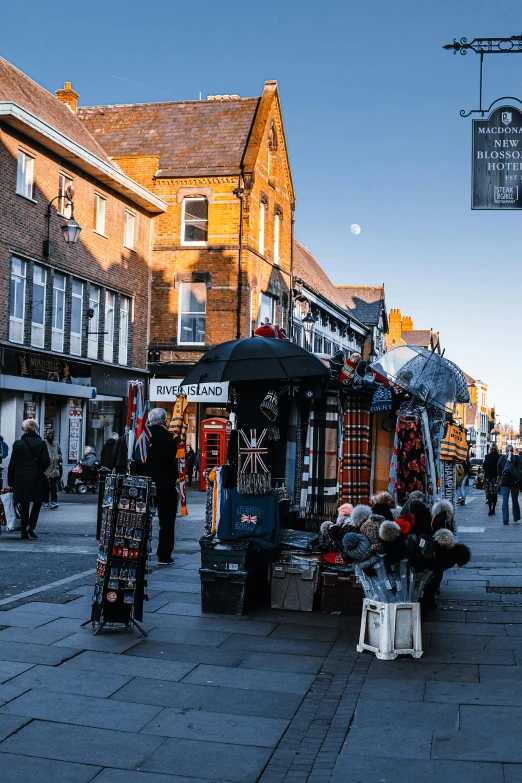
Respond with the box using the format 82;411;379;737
96;468;111;540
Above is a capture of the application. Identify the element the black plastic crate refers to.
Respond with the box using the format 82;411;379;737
320;571;364;616
200;536;265;572
200;564;270;615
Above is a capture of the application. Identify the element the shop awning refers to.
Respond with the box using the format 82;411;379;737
0;374;97;399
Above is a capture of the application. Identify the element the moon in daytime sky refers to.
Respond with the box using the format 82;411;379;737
350;224;361;235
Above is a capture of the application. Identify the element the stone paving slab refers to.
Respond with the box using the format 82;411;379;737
219;632;334;657
0;681;32;707
0;713;30;741
141;737;272;781
425;680;522;706
460;704;522;732
145;626;231;647
141;707;288;747
0;720;166;769
91;769;237;783
183;664;315;694
352;698;459;729
330;756;504;783
432;729;522;762
7;663;133;697
358;676;426;701
53;630;145;653
124;640;247;667
239;651;324;674
0;660;34;683
3;688;162;731
142;612;277;636
0;752;101;783
504;765;522;782
0;641;79;665
61;651;197;682
0;618;95;645
341;726;433;759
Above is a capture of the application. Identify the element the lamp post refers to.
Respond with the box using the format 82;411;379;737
302;311;316;353
43;193;82;257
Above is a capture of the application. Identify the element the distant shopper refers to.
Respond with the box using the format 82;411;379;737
498;445;522;525
66;445;98;490
186;444;196;486
113;431;129;474
0;434;7;490
456;458;470;506
43;428;62;510
483;445;500;516
8;419;50;539
101;432;119;471
146;408;178;565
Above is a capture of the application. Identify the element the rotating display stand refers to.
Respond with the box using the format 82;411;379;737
90;474;155;635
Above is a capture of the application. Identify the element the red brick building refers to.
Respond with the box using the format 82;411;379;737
0;57;165;467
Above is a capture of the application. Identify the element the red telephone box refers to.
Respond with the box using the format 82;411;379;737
199;418;229;490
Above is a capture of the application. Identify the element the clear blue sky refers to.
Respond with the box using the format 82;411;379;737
3;0;521;424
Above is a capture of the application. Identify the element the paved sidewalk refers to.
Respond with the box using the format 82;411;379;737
0;488;520;782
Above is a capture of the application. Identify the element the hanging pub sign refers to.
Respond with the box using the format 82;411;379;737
473;105;522;209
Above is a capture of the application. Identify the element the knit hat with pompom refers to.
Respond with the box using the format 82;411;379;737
379;520;401;542
395;513;415;535
360;515;385;554
338;503;353;517
349;505;372;530
433;528;456;549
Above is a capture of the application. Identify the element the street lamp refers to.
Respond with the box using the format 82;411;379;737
302;311;316;352
43;191;82;257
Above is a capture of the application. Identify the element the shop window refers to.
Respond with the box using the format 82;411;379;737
94;193;106;235
258;292;276;326
292;323;303;347
9;257;26;344
181;198;208;245
178;282;206;345
51;272;66;352
31;264;46;348
119;295;130;365
58;173;73;218
314;334;323;353
323;338;332;355
88;285;100;359
104;290;115;362
259;200;265;255
70;278;83;356
273;212;280;265
124;210;135;250
16;150;34;200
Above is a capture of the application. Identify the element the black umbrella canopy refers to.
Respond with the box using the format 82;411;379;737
181;337;329;385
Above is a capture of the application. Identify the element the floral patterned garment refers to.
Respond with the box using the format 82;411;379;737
394;416;427;504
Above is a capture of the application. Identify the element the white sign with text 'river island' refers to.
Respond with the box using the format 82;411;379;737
149;379;229;403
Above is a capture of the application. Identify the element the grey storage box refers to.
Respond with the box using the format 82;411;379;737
270;561;319;611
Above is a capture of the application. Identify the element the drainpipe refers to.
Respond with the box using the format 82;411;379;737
233;178;245;340
288;202;295;339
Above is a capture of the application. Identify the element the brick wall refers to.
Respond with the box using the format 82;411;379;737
0;122;153;369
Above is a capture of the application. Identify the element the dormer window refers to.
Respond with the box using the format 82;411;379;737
181;197;208;246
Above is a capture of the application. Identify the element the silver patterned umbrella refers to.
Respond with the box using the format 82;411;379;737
371;345;459;413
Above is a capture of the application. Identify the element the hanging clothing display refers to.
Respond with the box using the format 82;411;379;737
169;395;189;441
372;414;395;494
421;409;437;500
440;423;468;462
285;400;298;505
300;392;340;526
389;412;427;503
341;392;372;506
217;488;280;549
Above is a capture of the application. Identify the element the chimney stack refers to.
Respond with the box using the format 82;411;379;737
55;82;79;114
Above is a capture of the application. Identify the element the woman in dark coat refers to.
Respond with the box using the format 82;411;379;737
8;419;50;539
483;445;500;516
186;445;196;486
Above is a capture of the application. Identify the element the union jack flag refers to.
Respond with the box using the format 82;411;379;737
127;382;151;463
238;429;269;475
241;514;258;525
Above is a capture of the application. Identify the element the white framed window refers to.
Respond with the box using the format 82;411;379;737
181;198;208;245
119;295;130;365
51;272;66;352
104;290;115;362
16;150;34;200
273;212;280;265
70;279;83;356
87;285;100;359
9;257;26;343
124;210;135;250
58;173;73;218
94;193;106;235
258;292;276;326
259;201;265;255
31;264;46;348
178;282;206;345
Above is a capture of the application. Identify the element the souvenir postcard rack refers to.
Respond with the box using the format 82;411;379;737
90;474;155;635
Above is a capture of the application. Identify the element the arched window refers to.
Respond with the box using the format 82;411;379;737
181;197;208;245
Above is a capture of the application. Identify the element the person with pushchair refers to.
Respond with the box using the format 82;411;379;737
66;445;98;491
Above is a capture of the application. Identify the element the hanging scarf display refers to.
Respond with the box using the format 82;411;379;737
260;389;280;441
293;406;305;509
393;414;427;503
285;399;298;505
176;442;188;516
440;423;468;462
341;392;372;506
169;395;189;440
237;429;272;496
299;392;340;527
204;468;213;534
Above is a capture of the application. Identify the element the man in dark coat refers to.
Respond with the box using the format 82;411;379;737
483;445;500;516
100;433;118;470
498;445;522;525
8;419;50;539
146;408;178;565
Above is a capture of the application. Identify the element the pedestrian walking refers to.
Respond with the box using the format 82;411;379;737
146;408;178;566
100;432;119;471
0;434;7;491
7;419;50;539
456;457;470;506
483;445;500;516
186;444;196;486
498;445;522;525
113;430;129;474
43;428;62;509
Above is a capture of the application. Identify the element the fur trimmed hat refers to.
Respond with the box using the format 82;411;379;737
407;490;431;507
371;503;394;521
395;514;414;535
349;504;372;530
338;503;353;517
320;521;333;537
432;499;455;533
342;531;373;562
360;515;385;554
371;491;396;509
433;528;456;549
379;520;401;542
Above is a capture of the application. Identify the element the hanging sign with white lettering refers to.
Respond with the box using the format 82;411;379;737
149;378;229;403
473;105;522;209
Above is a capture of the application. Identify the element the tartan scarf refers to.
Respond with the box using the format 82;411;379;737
341;392;372;506
299;392;339;527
